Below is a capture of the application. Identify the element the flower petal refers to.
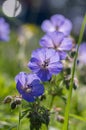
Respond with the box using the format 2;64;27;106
31;48;46;63
58;51;67;60
59;19;72;36
45;48;59;60
15;72;27;87
49;51;60;63
28;59;40;73
40;34;54;48
16;80;24;95
58;37;73;51
47;31;64;47
22;93;35;102
41;20;55;32
48;61;63;74
37;69;52;81
27;74;40;85
51;14;65;27
32;81;44;96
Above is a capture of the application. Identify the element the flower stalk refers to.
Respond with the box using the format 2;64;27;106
62;14;86;130
17;104;22;130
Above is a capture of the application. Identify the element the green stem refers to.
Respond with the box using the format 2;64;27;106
17;105;22;130
70;113;86;122
49;95;55;109
62;14;86;130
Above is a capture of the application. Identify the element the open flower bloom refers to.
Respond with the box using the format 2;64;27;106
40;31;73;60
15;72;44;102
28;48;63;81
0;18;10;41
41;14;72;36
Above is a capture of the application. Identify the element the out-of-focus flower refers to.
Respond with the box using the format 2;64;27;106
41;14;72;36
28;48;63;81
0;18;10;41
78;42;86;65
72;16;83;36
15;72;44;102
40;31;73;60
18;24;35;45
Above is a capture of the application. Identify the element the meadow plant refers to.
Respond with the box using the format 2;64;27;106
3;14;86;130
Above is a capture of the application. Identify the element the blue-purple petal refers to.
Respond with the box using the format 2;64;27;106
48;61;63;74
40;34;54;48
15;72;27;87
37;69;52;81
47;31;64;47
31;81;44;96
58;37;72;51
22;94;35;102
49;51;60;63
31;48;46;63
59;19;72;36
51;14;65;27
28;59;40;73
41;20;55;32
58;51;67;60
27;74;40;85
16;80;24;95
45;48;59;60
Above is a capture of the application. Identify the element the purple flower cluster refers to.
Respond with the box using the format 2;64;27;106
0;18;10;42
15;14;73;102
40;31;72;60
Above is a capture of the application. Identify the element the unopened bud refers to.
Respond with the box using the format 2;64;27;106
65;68;71;75
73;77;79;90
40;95;46;101
11;101;16;109
57;115;64;123
3;96;13;104
15;97;22;105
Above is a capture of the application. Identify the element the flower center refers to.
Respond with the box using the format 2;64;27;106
52;39;60;51
22;82;32;93
41;59;50;69
56;26;59;30
25;87;32;93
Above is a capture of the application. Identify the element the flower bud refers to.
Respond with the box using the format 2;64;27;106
11;101;16;109
14;97;22;105
40;95;46;101
73;77;79;90
3;96;13;104
57;115;64;123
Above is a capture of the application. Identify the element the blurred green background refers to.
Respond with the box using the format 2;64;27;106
0;0;86;130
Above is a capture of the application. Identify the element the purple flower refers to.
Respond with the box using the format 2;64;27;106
41;14;72;36
40;31;73;60
15;72;44;102
28;48;63;81
78;42;86;65
0;18;10;42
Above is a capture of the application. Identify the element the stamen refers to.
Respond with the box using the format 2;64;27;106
41;59;50;69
